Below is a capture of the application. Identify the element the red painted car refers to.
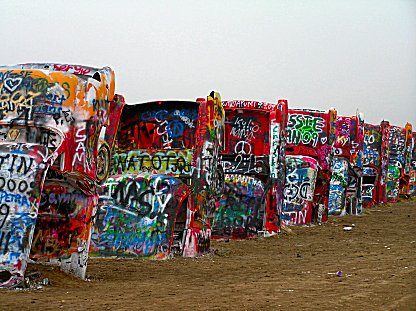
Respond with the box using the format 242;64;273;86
90;92;225;258
212;100;288;239
284;108;337;225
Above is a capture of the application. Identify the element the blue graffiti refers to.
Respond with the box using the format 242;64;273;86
0;191;30;208
213;175;265;238
91;175;185;258
328;157;349;216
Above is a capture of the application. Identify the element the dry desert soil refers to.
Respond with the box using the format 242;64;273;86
1;199;416;310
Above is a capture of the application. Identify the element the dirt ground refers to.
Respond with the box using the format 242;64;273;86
1;199;415;311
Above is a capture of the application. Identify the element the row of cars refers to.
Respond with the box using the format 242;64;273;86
0;64;414;287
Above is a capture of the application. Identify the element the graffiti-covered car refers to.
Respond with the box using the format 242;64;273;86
410;132;416;196
328;113;364;216
362;121;390;207
398;124;413;198
0;63;124;287
387;123;412;202
212;100;287;239
284;108;337;225
90;91;225;258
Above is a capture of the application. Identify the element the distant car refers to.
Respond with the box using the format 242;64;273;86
328;114;364;216
410;132;416;196
387;123;413;201
0;63;124;287
362;121;390;207
90;91;225;258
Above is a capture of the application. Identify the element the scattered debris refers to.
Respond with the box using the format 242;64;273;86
328;271;344;277
343;223;355;231
8;271;50;290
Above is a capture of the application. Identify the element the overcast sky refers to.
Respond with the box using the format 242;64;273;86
1;0;415;126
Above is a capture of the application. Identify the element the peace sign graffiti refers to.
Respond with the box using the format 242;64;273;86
234;141;252;154
167;120;185;138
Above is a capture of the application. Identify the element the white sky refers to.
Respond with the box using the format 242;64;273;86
1;0;415;126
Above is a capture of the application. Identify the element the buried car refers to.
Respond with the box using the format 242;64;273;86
328;113;364;216
0;63;124;287
90;92;225;258
398;123;413;198
284;108;337;225
361;121;390;208
410;132;416;196
386;123;412;202
212;100;288;239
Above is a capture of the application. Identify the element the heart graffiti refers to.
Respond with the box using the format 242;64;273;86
3;77;23;93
